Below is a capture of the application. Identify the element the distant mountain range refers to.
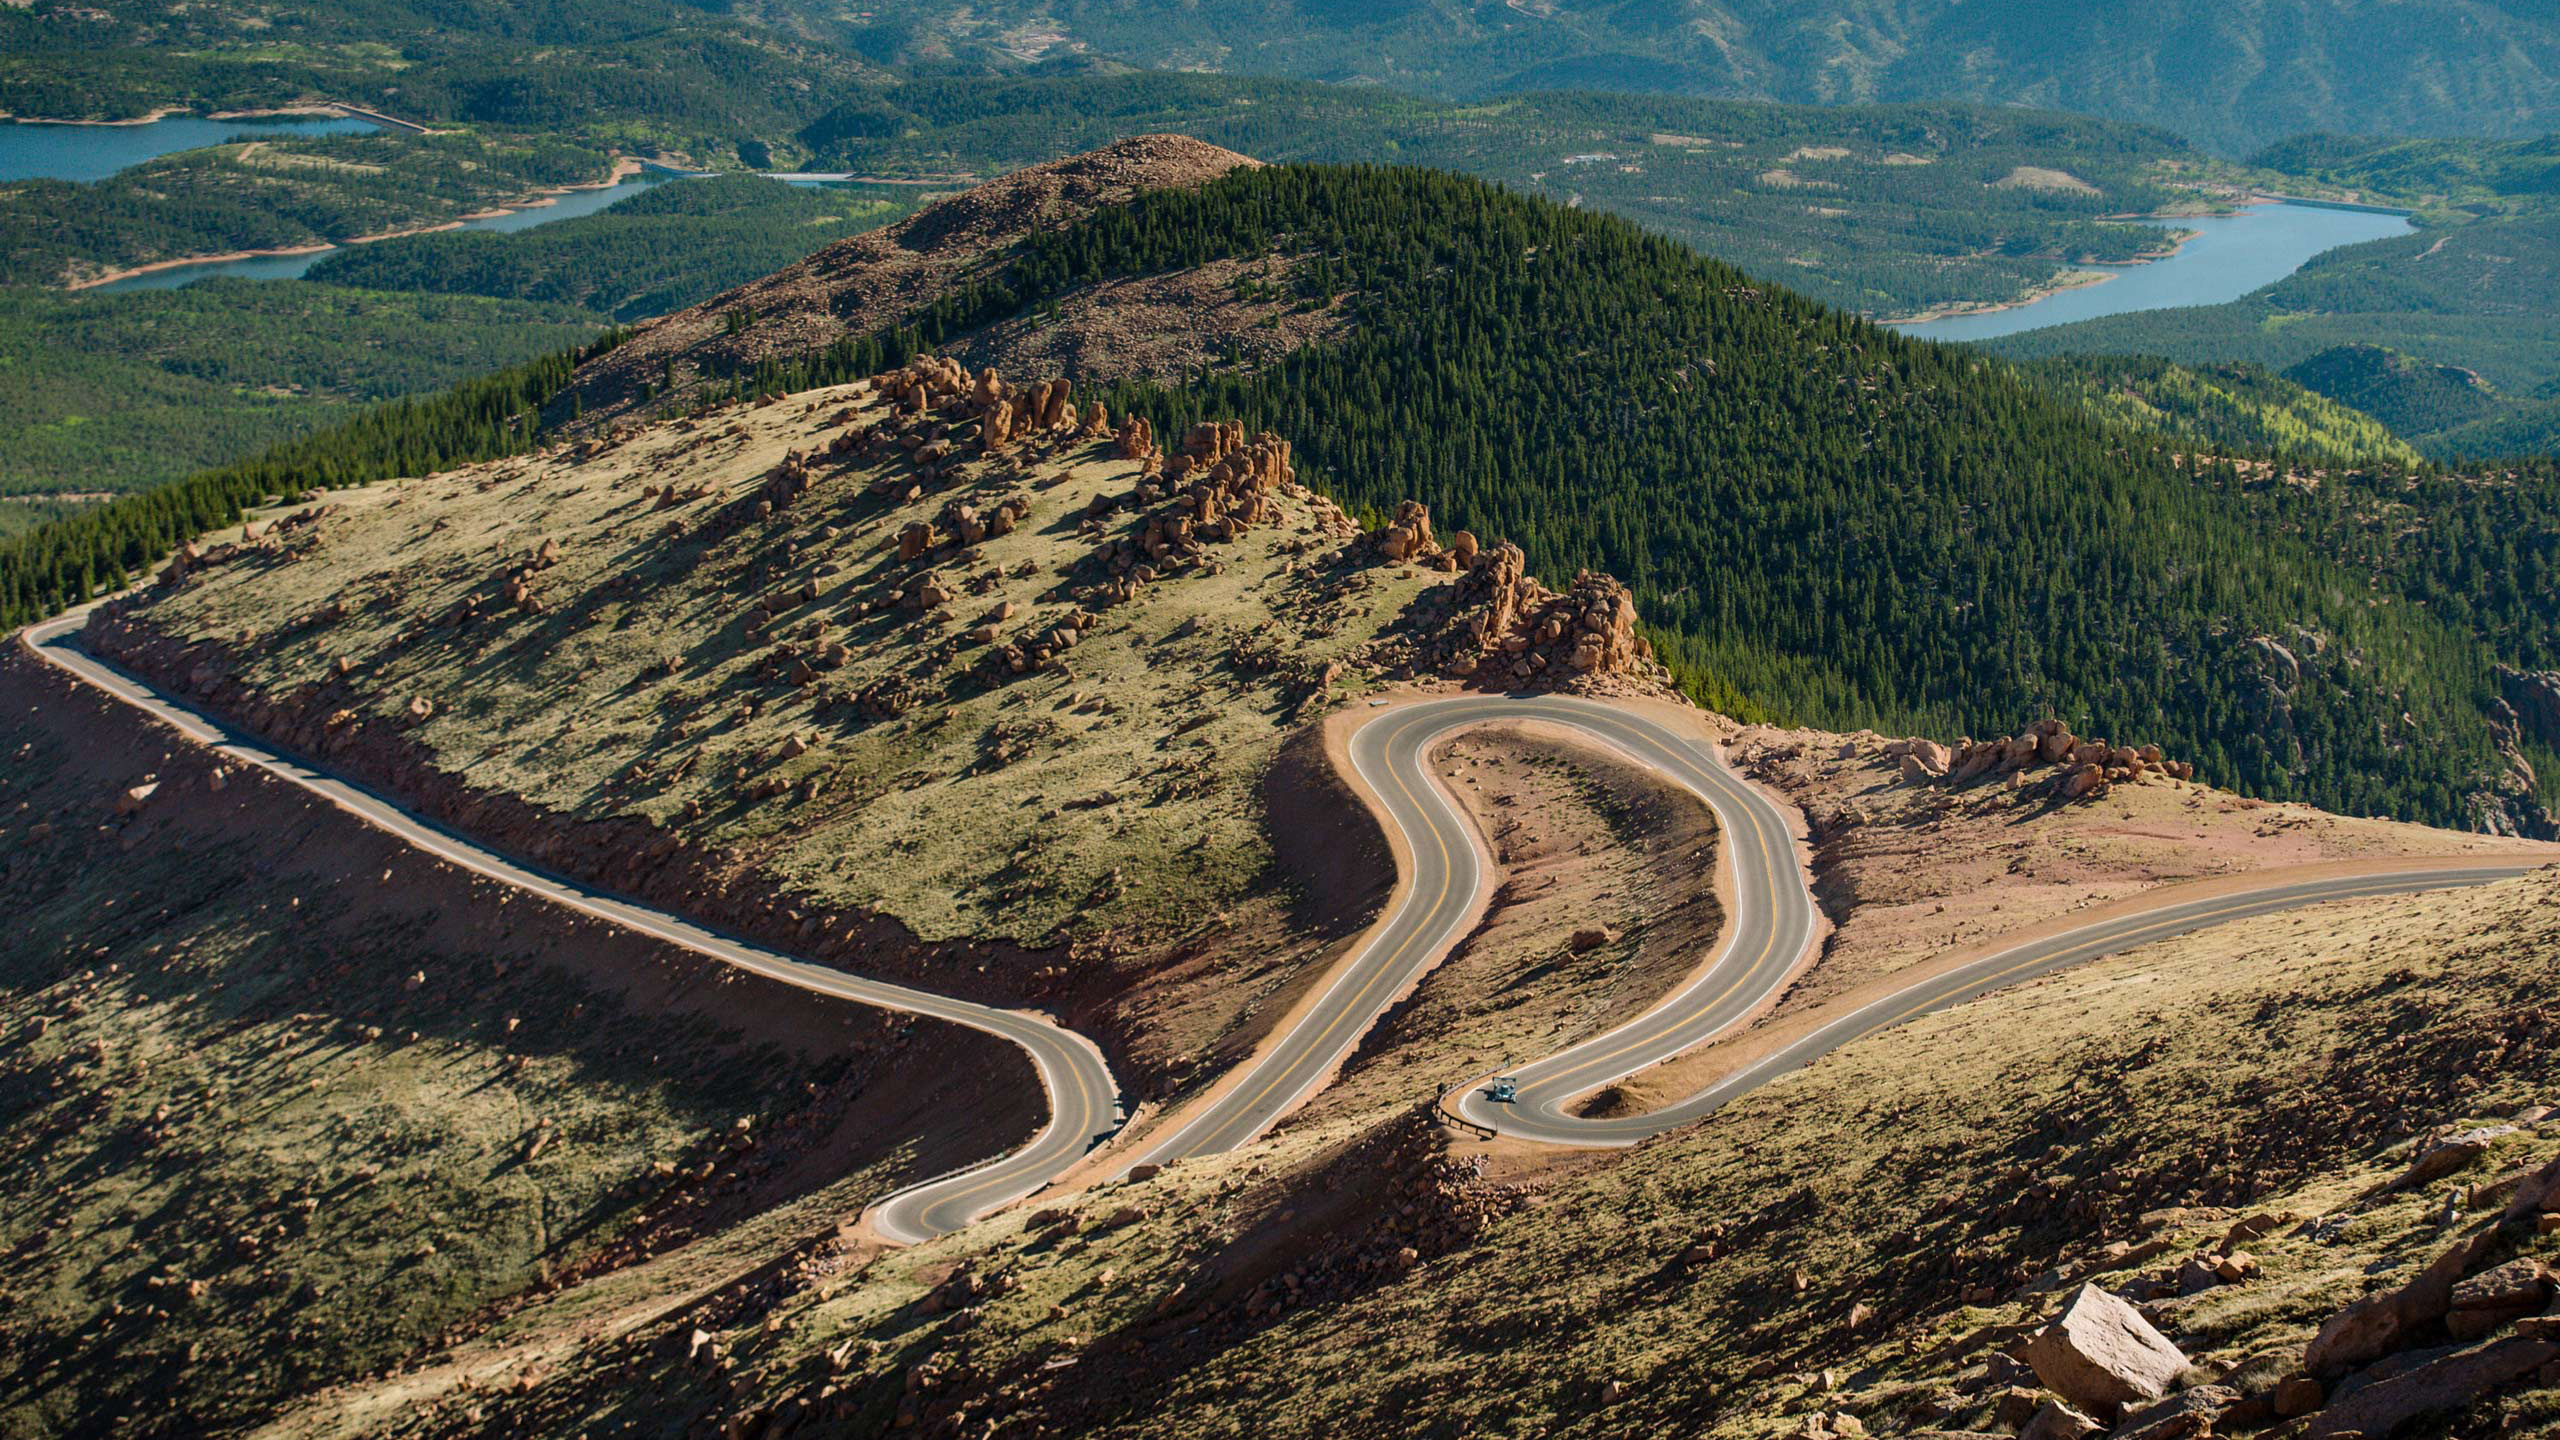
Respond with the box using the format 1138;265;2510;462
831;0;2560;154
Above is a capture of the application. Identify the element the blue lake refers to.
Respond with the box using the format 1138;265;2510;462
1892;201;2416;344
88;169;679;292
0;112;381;183
0;110;687;291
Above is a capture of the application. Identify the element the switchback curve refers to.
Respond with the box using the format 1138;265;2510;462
22;611;1122;1244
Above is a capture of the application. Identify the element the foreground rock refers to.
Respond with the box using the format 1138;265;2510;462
2021;1283;2189;1411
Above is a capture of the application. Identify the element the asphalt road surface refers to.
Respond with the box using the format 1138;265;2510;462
23;611;1121;1244
1101;691;2539;1159
1126;694;1820;1170
35;608;2539;1211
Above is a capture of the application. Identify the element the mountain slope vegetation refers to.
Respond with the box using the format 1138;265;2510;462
1988;214;2560;461
781;74;2215;319
605;149;2512;825
14;140;2548;832
0;280;602;504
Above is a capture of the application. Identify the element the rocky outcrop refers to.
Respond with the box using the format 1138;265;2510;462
1884;719;2194;801
155;502;338;587
2226;1149;2560;1437
1375;500;1436;563
2498;666;2560;751
1079;421;1354;611
1404;530;1668;692
2307;1334;2557;1439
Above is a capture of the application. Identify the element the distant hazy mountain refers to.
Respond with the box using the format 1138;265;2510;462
828;0;2560;153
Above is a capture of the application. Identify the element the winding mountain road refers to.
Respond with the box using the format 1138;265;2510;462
31;603;2543;1227
1125;694;1816;1170
1134;694;2543;1162
21;612;1121;1244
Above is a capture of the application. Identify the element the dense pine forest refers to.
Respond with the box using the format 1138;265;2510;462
659;164;2515;826
0;281;600;501
0;334;618;630
302;177;920;322
13;161;2554;828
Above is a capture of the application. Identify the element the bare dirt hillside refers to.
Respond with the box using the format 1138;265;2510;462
559;135;1261;432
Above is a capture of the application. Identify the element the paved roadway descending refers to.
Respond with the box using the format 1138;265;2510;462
35;607;2540;1215
23;613;1122;1244
1133;694;2539;1163
1128;694;1820;1168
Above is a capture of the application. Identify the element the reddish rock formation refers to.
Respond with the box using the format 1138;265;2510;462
559;135;1259;430
2023;1283;2189;1411
1885;718;2194;801
1416;531;1665;692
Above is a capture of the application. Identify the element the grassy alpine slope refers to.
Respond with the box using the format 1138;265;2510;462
0;642;1036;1439
270;844;2560;1440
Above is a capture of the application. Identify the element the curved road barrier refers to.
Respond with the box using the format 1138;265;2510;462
22;613;1122;1244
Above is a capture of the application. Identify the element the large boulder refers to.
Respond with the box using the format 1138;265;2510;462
2023;1284;2190;1411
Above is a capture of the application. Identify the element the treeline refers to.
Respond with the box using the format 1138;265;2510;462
704;163;2503;824
0;332;624;629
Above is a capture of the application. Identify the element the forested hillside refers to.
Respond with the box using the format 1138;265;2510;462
0;336;615;630
579;165;2520;825
0;128;620;287
0;281;601;502
0;0;881;159
2254;132;2560;223
14;159;2546;827
820;0;2560;153
782;74;2211;320
303;176;921;322
2018;354;2423;468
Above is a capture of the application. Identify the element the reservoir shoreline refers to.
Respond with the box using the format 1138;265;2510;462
1889;197;2415;343
68;156;662;292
